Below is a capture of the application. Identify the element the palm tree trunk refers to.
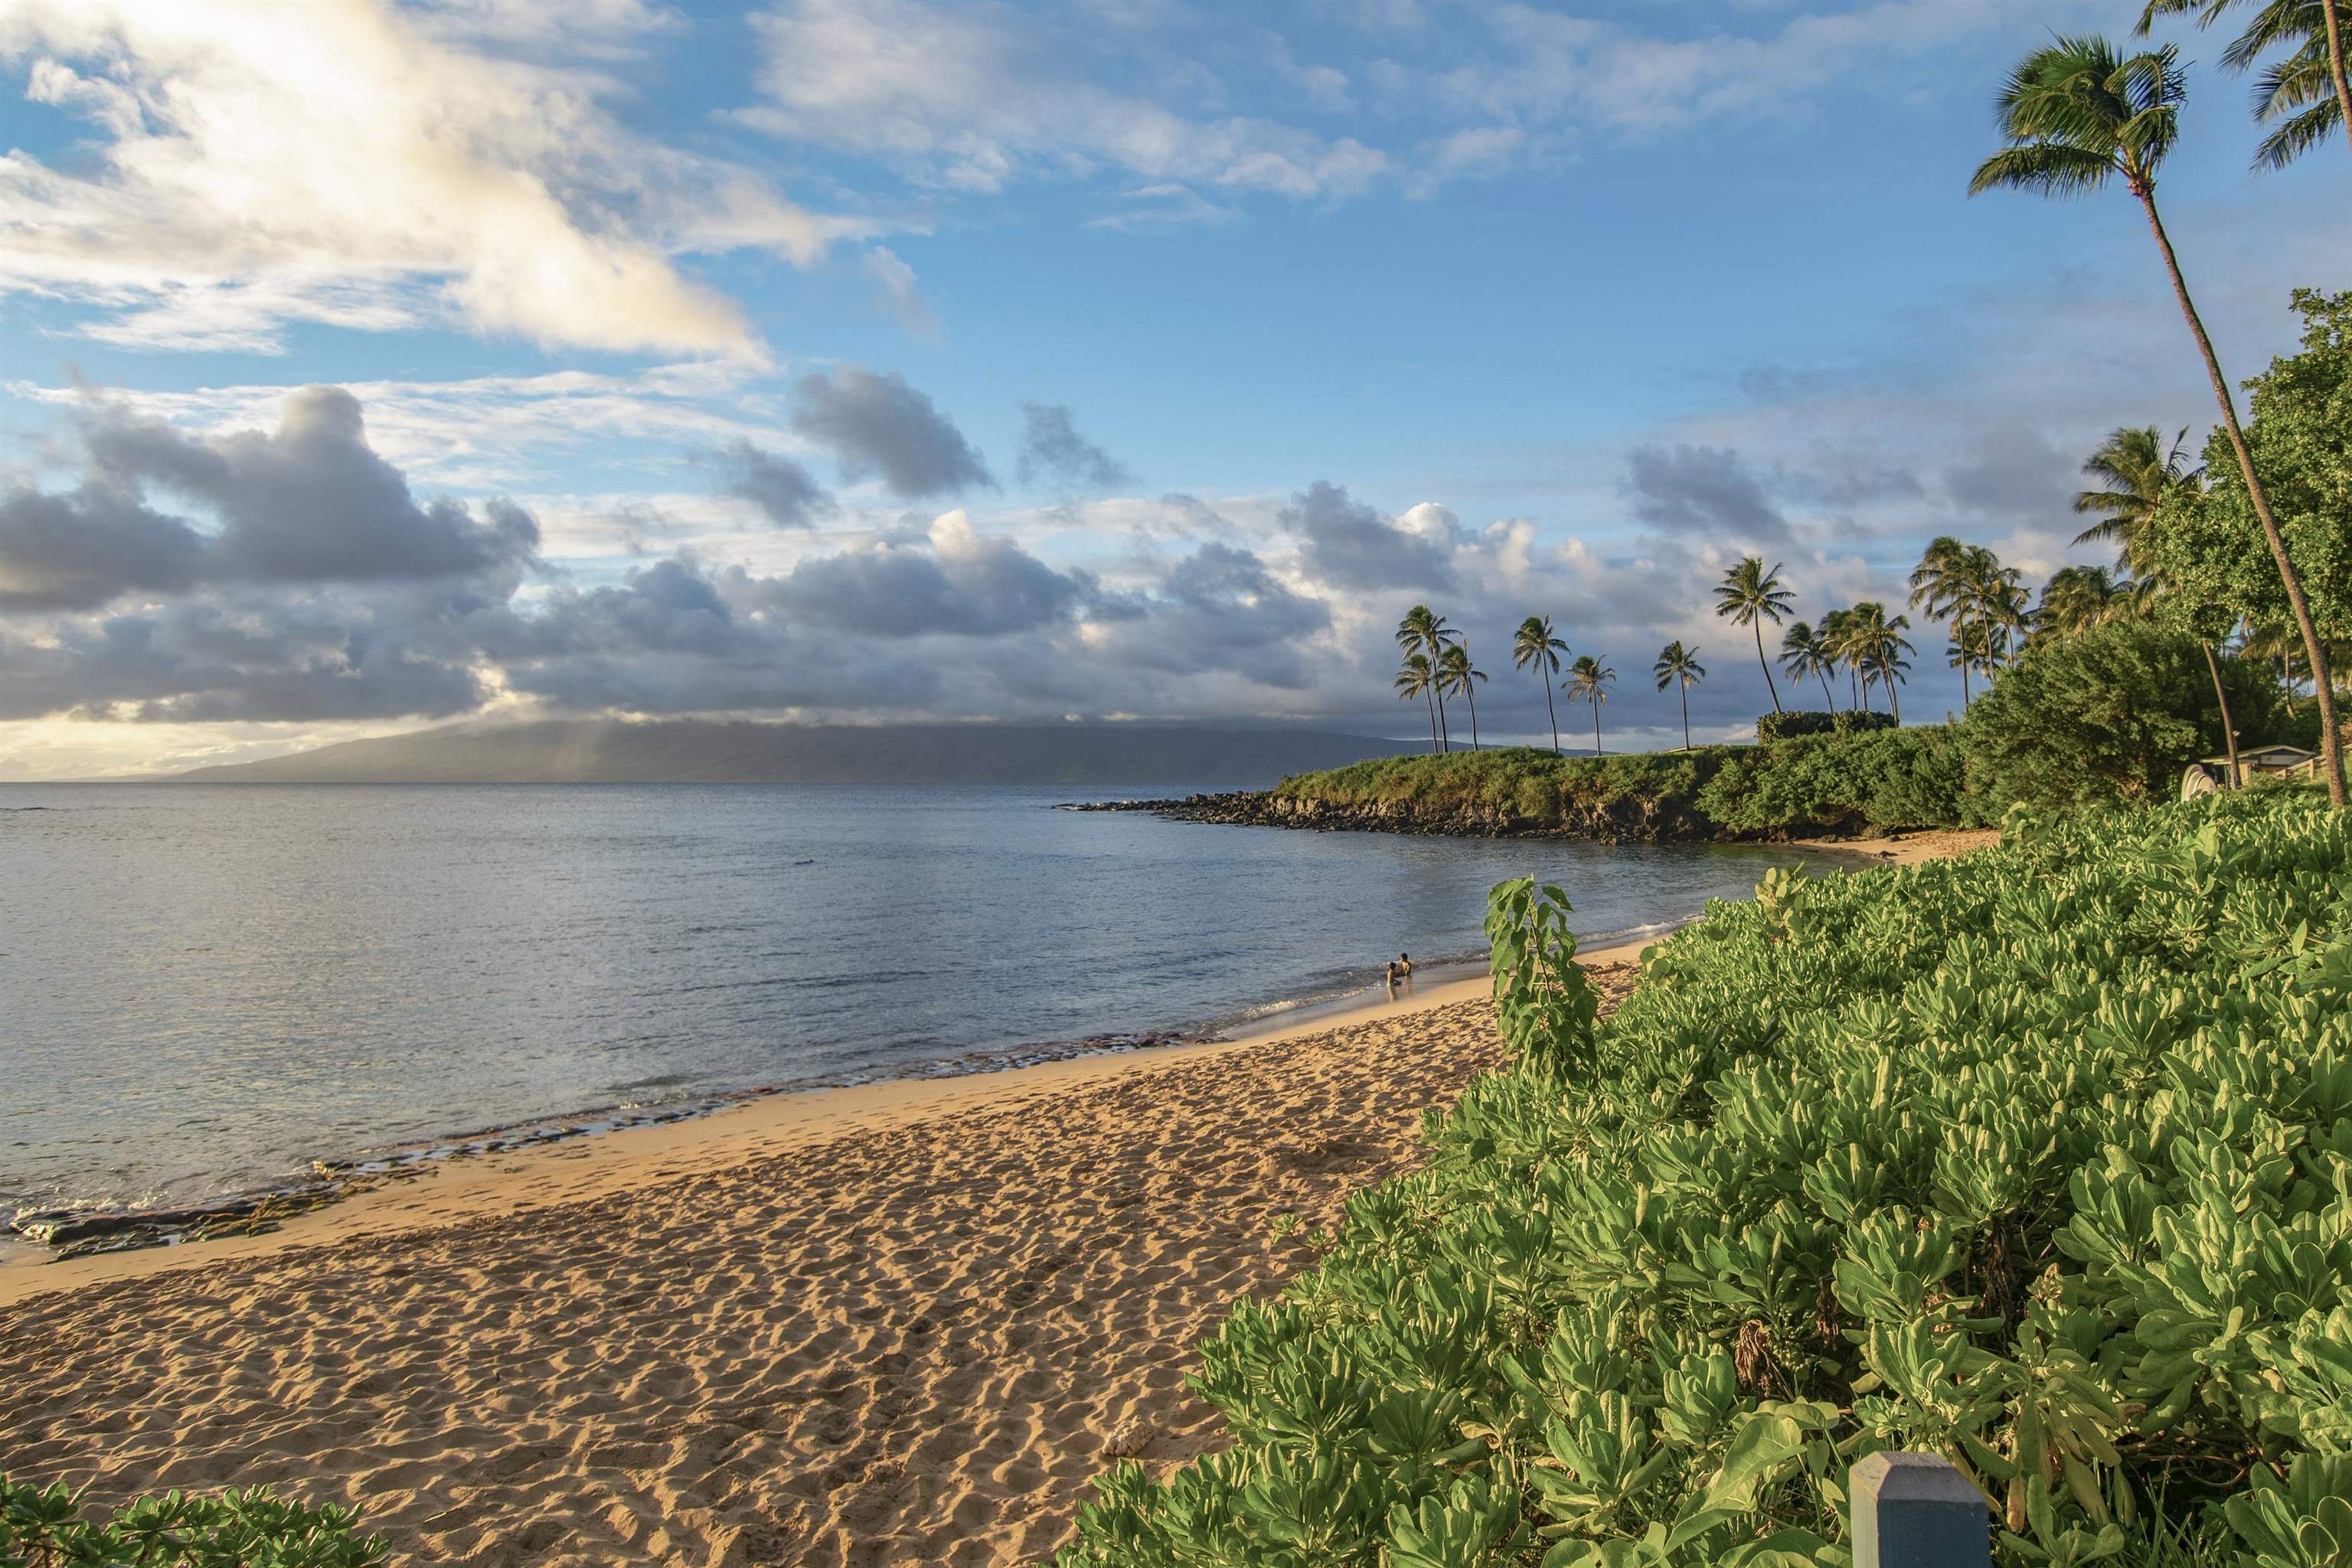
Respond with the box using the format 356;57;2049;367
1961;659;1971;708
1423;689;1438;754
2325;0;2352;159
1886;662;1902;726
1680;684;1690;750
1592;704;1602;757
1465;682;1480;751
2203;641;2241;789
2138;187;2347;808
1753;622;1781;714
1817;668;1834;710
1544;677;1560;755
1436;688;1450;753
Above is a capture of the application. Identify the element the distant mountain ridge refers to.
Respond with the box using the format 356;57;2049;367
168;720;1406;786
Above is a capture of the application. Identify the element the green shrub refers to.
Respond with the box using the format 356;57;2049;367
1059;789;2352;1568
1;1476;386;1567
1829;710;1898;737
1755;712;1834;742
1958;622;2285;812
1695;729;1978;835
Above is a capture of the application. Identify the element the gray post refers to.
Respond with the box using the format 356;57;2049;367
1851;1452;1991;1568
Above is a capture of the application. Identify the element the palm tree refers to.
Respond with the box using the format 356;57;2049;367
1396;606;1459;752
1439;642;1487;751
1947;619;2001;699
2070;423;2246;782
1513;615;1569;755
1819;606;1858;708
2074;424;2198;582
1973;33;2344;805
1779;622;1838;710
1563;655;1615;756
1844;602;1914;724
2138;0;2352;165
1711;558;1795;715
1909;537;1992;703
1393;653;1439;753
1959;546;2028;671
2034;564;2138;643
1652;642;1707;750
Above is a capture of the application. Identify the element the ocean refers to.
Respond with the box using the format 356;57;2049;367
1;782;1848;1221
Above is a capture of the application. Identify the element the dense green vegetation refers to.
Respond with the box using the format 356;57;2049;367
0;1476;384;1567
1059;788;2352;1568
1958;622;2287;810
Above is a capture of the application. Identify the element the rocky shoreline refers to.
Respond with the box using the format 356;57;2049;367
1059;789;1723;843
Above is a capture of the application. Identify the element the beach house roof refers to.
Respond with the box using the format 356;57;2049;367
2198;743;2317;767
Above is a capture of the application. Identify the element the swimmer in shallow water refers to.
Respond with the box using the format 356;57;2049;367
1397;953;1413;977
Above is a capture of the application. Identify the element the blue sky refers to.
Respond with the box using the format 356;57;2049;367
1;0;2344;776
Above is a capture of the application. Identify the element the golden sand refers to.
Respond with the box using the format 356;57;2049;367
1;952;1640;1567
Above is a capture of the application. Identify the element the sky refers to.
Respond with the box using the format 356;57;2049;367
0;0;2345;779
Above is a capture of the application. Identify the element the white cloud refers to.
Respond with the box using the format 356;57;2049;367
740;0;1387;199
0;0;855;356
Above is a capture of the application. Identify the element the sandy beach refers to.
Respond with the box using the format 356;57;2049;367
0;839;2004;1566
0;945;1651;1567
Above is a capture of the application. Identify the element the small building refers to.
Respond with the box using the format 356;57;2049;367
2182;743;2321;799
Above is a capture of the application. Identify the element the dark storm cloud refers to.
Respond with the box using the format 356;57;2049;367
789;367;995;499
0;388;537;616
711;439;835;528
1014;403;1134;491
1285;480;1455;590
1623;443;1790;544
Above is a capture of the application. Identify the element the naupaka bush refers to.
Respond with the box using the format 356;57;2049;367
1058;787;2352;1568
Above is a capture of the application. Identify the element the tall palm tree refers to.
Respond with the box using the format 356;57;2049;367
2138;0;2352;165
1396;606;1459;752
1844;602;1914;724
1438;642;1487;751
1819;606;1859;708
1711;558;1795;715
1652;642;1707;750
1909;537;1995;703
1973;33;2344;805
1563;655;1615;756
1779;622;1838;710
1393;652;1439;753
1513;615;1569;755
1960;546;2029;671
1947;619;2001;699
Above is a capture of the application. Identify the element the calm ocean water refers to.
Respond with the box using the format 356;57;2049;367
1;783;1848;1217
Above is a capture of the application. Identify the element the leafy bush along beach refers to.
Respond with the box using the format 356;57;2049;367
1058;787;2352;1567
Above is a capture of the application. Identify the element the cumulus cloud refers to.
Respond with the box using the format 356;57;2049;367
1285;480;1458;590
0;387;537;612
0;0;847;355
1622;444;1790;544
1014;403;1134;492
790;366;995;498
743;511;1090;635
712;440;837;529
